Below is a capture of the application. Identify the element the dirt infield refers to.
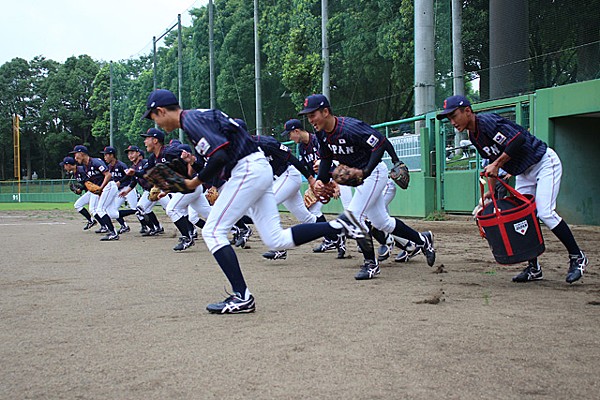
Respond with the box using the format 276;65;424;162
1;210;599;399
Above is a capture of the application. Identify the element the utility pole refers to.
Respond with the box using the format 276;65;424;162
209;0;216;109
178;14;184;141
321;0;330;100
253;0;263;135
109;61;114;147
414;0;435;119
451;0;464;96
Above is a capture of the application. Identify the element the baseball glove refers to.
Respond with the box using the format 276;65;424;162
332;164;363;187
303;187;319;208
389;161;410;189
205;186;219;206
84;181;103;195
148;186;161;202
145;163;194;194
69;181;85;195
307;181;340;207
168;158;189;178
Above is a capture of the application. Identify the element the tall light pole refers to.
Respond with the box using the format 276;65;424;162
109;61;114;147
253;0;263;135
177;14;184;141
209;0;216;109
321;0;330;100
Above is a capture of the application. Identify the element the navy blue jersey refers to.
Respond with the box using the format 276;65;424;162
108;160;132;188
470;113;547;175
82;157;109;186
180;109;259;180
145;145;180;169
297;133;321;175
74;166;86;183
132;158;151;191
134;145;180;188
316;117;386;169
251;135;291;177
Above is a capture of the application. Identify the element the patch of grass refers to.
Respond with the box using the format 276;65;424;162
0;203;72;211
424;211;447;221
483;291;491;306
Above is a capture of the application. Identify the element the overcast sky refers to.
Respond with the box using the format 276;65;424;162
0;0;208;65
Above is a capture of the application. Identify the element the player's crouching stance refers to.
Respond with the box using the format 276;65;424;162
300;94;436;280
142;89;372;314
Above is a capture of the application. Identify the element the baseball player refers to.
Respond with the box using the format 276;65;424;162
300;94;436;280
125;129;172;236
252;133;343;260
164;143;212;251
437;95;588;283
123;145;153;234
61;156;97;230
101;146;137;234
373;139;421;263
283;118;346;258
70;145;120;241
142;89;370;314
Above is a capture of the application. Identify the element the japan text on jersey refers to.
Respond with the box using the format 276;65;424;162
318;116;385;170
470;113;547;175
84;158;108;185
298;133;321;172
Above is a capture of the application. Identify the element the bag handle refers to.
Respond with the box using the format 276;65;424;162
479;172;530;214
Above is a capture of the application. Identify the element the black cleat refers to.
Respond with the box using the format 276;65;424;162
512;260;543;282
354;260;380;280
419;231;436;266
173;236;195;251
394;245;422;263
313;238;337;253
235;228;253;248
207;293;256;314
100;232;119;241
118;225;131;234
83;220;98;231
566;251;588;284
262;250;287;260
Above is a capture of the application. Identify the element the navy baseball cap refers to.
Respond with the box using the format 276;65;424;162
169;139;182;146
298;94;330;115
282;119;302;135
59;156;76;166
178;143;193;153
234;118;248;132
142;89;179;120
100;146;116;154
436;95;472;120
140;128;165;142
125;145;142;153
69;145;89;155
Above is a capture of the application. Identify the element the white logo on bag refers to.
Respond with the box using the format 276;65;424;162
514;220;529;235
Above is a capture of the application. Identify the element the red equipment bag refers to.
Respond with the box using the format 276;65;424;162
476;174;545;264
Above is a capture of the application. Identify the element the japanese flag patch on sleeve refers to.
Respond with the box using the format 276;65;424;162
195;137;211;156
493;132;507;145
366;134;380;148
